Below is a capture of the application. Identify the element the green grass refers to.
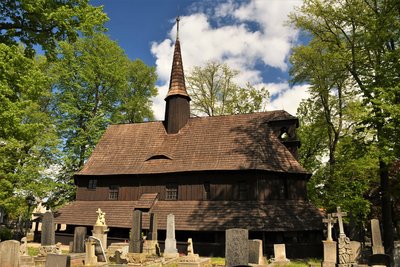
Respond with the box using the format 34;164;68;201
211;257;225;265
28;247;39;256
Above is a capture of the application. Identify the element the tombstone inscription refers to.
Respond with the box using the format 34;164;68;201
225;228;249;267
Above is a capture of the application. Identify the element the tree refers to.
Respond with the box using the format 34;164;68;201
186;61;269;116
0;0;108;57
0;44;58;219
290;0;400;252
49;33;157;206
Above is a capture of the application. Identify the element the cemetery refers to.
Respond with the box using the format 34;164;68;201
0;2;399;267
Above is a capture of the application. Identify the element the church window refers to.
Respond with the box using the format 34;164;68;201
109;184;119;200
88;179;97;189
204;182;210;200
279;127;290;140
239;181;248;200
166;184;178;200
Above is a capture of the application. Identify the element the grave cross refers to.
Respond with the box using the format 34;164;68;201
332;206;347;238
322;213;337;241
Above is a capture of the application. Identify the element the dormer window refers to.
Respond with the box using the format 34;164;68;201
146;154;172;161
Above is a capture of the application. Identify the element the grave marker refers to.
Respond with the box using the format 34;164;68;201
248;239;264;265
41;211;55;246
225;228;248;267
73;226;87;253
164;213;179;258
371;219;384;254
0;240;20;267
129;210;142;253
332;207;353;267
45;254;71;267
274;243;289;263
323;214;337;241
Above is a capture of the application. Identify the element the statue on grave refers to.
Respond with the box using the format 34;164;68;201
95;208;106;226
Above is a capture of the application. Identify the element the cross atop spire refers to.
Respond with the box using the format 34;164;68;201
176;16;180;40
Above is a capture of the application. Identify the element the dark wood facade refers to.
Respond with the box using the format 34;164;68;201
76;171;308;202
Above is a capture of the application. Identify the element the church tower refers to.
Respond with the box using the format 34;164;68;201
164;17;191;134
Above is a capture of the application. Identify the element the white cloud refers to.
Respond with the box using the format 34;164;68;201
150;0;305;120
268;83;310;115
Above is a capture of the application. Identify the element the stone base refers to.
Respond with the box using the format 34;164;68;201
143;240;159;255
321;262;336;267
127;252;147;263
20;255;35;267
163;252;180;259
34;256;46;267
372;246;385;255
178;257;211;267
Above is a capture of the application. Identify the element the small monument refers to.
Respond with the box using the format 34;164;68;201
144;213;160;255
164;213;179;258
84;239;98;266
322;214;337;267
0;240;20;267
248;239;264;265
225;228;249;267
178;238;211;267
332;206;353;267
73;226;87;253
370;219;385;254
129;210;142;253
273;244;290;264
39;211;58;256
92;208;109;250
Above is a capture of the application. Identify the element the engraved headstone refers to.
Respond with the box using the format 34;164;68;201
164;213;179;258
88;236;107;262
41;211;55;246
85;240;98;266
225;228;249;267
45;254;71;267
148;213;158;241
248;239;264;265
371;219;385;254
129;210;142;253
274;244;289;263
0;240;20;267
73;226;87;253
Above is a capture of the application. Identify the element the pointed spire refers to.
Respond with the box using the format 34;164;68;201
165;17;190;99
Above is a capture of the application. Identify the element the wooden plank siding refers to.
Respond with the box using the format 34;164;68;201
75;171;308;202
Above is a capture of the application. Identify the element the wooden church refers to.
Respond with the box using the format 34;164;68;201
54;19;323;257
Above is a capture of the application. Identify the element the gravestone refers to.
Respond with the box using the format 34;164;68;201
45;254;71;267
85;240;98;266
164;213;179;258
88;236;107;262
248;239;264;265
148;213;158;241
371;219;384;254
0;207;4;224
274;244;290;263
225;228;249;267
393;240;400;267
41;211;55;246
0;240;20;267
350;241;361;263
332;207;353;267
322;241;337;267
129;210;142;253
92;208;109;250
73;226;87;253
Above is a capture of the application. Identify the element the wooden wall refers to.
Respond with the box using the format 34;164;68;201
75;170;307;201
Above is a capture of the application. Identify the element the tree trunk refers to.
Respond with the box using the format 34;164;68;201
380;159;394;256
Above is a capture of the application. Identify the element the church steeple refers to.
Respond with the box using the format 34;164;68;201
164;17;191;134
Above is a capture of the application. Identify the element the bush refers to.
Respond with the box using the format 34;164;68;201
0;227;13;241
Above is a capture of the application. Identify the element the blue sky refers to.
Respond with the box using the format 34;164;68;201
90;0;310;120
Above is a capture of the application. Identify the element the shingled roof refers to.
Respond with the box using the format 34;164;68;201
54;200;323;231
78;110;307;176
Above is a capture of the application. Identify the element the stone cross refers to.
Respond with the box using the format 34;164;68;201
332;206;347;238
323;214;337;241
95;208;106;226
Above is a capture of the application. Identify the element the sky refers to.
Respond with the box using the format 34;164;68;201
90;0;310;120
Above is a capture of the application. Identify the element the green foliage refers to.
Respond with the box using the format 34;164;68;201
0;44;58;218
48;33;157;206
0;0;108;57
186;61;269;116
0;226;13;240
291;0;400;235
